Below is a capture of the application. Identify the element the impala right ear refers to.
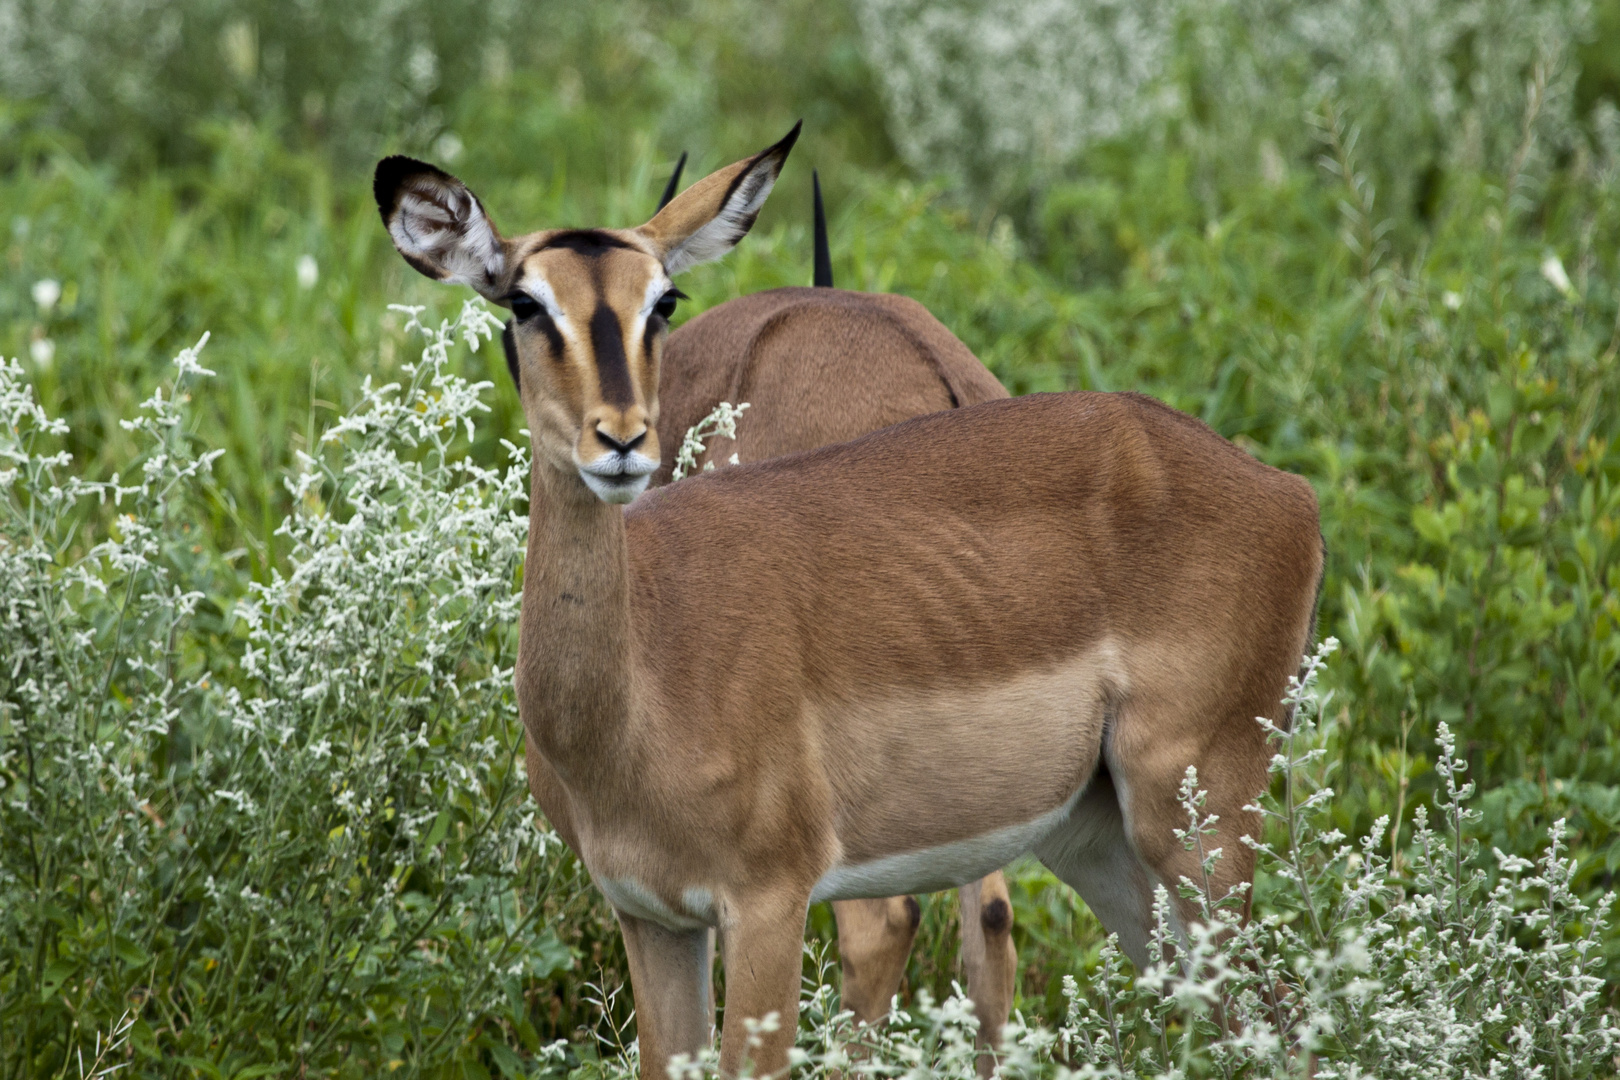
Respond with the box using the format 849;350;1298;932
373;155;508;298
637;121;800;275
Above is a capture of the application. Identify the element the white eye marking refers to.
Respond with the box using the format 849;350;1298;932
517;273;583;351
638;275;673;320
519;275;566;322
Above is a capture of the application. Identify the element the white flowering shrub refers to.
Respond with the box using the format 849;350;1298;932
1046;642;1619;1078
853;0;1181;192
671;401;750;481
854;0;1590;211
0;301;579;1076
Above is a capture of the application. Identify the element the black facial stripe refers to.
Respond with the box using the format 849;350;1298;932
532;310;565;361
537;229;636;255
590;302;634;407
501;320;521;390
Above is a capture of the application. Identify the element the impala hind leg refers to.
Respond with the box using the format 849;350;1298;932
958;873;1016;1078
617;912;714;1080
833;896;920;1024
1034;771;1162;969
1107;712;1268;939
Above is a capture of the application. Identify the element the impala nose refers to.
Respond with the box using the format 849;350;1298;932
596;426;647;455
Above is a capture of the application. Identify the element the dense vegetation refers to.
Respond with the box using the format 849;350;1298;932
3;0;1619;1076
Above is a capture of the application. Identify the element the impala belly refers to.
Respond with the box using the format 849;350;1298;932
595;875;718;929
811;782;1087;900
811;644;1126;878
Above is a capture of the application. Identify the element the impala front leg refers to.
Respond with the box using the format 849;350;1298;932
618;912;714;1080
718;890;811;1079
833;896;920;1024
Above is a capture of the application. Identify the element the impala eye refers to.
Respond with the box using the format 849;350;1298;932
508;292;541;320
653;288;687;321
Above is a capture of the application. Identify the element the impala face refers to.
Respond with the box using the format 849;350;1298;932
373;123;800;504
504;233;675;503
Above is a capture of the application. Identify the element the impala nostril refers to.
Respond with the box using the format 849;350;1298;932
596;426;647;455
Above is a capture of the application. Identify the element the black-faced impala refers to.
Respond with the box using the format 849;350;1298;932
651;162;1016;1073
374;126;1323;1080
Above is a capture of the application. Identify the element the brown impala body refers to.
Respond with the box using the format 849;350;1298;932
658;289;1013;1064
374;126;1324;1080
652;171;1015;1065
655;288;1008;482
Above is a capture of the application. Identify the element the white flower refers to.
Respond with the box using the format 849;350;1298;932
672;401;750;481
30;338;55;367
32;278;61;312
1540;253;1574;297
434;132;464;164
1442;290;1463;310
296;254;319;290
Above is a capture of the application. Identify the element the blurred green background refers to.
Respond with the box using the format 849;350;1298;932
4;0;1620;1064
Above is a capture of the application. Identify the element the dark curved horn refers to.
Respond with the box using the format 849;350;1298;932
657;150;688;211
813;169;833;288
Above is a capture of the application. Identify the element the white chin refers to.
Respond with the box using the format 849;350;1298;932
580;470;651;504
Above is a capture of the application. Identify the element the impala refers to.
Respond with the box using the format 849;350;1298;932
373;125;1324;1079
651;163;1016;1070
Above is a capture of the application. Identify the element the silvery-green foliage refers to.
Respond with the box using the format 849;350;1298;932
672;401;750;481
0;300;571;1075
0;0;731;166
3;304;1616;1075
0;0;469;156
853;0;1589;214
853;0;1181;194
1046;642;1619;1079
1203;0;1589;217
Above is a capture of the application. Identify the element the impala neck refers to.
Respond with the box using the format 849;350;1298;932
517;457;633;771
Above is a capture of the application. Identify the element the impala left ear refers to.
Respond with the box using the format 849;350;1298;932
637;121;800;275
374;155;509;298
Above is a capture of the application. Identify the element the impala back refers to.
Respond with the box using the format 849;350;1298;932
652;286;1008;485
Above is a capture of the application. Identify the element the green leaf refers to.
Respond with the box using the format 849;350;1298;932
114;934;150;968
1412;504;1456;547
425;808;454;848
487;1042;528;1080
230;1065;288;1080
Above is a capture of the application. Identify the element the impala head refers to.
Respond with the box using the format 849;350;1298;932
374;123;800;503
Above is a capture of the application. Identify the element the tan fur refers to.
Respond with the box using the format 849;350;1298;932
833;896;921;1023
654;287;1007;483
375;133;1324;1080
657;284;1015;1073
